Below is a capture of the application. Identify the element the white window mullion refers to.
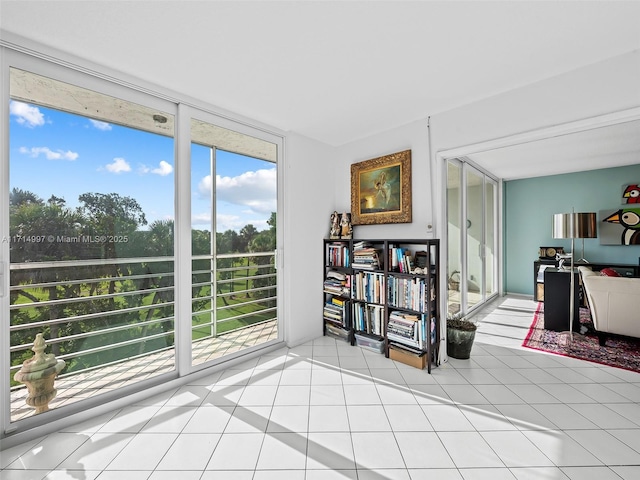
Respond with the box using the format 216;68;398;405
175;103;192;376
211;147;217;338
1;46;12;436
460;164;469;314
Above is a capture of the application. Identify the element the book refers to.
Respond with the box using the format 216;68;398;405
353;244;380;270
324;270;351;296
387;310;425;349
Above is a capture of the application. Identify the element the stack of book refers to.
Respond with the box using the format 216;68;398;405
323;297;349;328
323;270;351;296
386;310;426;351
352;241;380;270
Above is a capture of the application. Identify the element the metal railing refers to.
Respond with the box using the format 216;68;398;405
9;252;277;385
191;252;277;338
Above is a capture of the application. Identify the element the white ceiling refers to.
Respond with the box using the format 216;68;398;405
2;1;640;176
466;119;640;181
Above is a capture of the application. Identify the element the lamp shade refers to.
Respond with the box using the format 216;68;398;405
574;212;597;239
552;212;598;239
553;213;574;239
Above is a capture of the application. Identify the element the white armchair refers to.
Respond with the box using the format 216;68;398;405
578;266;640;345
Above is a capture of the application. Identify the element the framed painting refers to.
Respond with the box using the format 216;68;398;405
600;207;640;245
350;149;412;225
622;184;640;204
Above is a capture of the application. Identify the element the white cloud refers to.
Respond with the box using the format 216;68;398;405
151;160;173;176
198;175;213;196
215;213;247;232
19;146;78;161
192;212;212;226
199;168;277;214
138;160;173;176
10;101;45;128
89;119;112;131
105;157;131;173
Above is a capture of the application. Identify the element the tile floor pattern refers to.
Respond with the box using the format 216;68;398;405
2;296;640;479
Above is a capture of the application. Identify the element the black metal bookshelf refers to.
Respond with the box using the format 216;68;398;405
323;238;440;372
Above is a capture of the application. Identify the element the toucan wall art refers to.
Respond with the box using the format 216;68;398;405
601;207;640;245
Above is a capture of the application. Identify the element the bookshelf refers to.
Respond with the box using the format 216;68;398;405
351;240;386;352
385;239;440;373
323;239;353;342
322;238;440;372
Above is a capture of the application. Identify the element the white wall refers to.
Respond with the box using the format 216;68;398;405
283;132;337;346
288;119;439;348
330;119;445;361
334;118;435;241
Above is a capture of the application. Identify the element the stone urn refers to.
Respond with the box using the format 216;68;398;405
14;333;65;414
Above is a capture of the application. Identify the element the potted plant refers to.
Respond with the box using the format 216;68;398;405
446;313;477;359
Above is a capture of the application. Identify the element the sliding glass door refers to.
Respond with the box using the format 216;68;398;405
7;66;177;422
447;159;498;318
3;55;283;432
189;115;280;368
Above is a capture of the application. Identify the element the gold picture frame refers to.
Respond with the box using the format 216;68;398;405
350;149;412;225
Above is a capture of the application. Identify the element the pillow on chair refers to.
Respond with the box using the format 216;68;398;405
600;268;621;277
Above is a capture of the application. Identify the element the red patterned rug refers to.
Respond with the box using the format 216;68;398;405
522;303;640;373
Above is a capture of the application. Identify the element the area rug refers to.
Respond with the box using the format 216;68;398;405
522;303;640;373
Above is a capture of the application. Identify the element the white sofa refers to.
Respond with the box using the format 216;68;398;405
578;266;640;344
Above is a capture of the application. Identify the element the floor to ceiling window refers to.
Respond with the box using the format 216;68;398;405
7;67;177;424
189;116;279;367
446;158;498;318
2;52;283;437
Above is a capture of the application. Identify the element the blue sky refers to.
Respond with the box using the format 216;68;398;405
9;101;276;233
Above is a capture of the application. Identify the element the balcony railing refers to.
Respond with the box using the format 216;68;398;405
191;252;277;341
9;252;277;404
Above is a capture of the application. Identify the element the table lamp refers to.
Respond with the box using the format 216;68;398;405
552;211;598;339
574;212;598;263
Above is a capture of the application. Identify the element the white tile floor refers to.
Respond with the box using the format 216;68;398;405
2;295;640;479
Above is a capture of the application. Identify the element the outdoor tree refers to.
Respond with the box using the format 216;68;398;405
77;192;148;314
192;228;211;256
239;224;258;252
9;190;95;359
248;212;277;304
78;192;147;259
10;187;43;207
216;229;239;254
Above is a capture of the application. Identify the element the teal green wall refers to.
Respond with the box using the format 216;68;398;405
504;164;640;295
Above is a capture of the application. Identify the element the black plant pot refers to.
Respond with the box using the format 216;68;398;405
447;327;476;359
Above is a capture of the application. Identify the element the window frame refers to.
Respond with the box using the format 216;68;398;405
0;43;285;444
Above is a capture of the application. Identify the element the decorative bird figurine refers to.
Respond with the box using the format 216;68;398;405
603;208;640;244
623;185;640;204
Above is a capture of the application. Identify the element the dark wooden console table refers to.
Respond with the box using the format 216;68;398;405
543;268;580;332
